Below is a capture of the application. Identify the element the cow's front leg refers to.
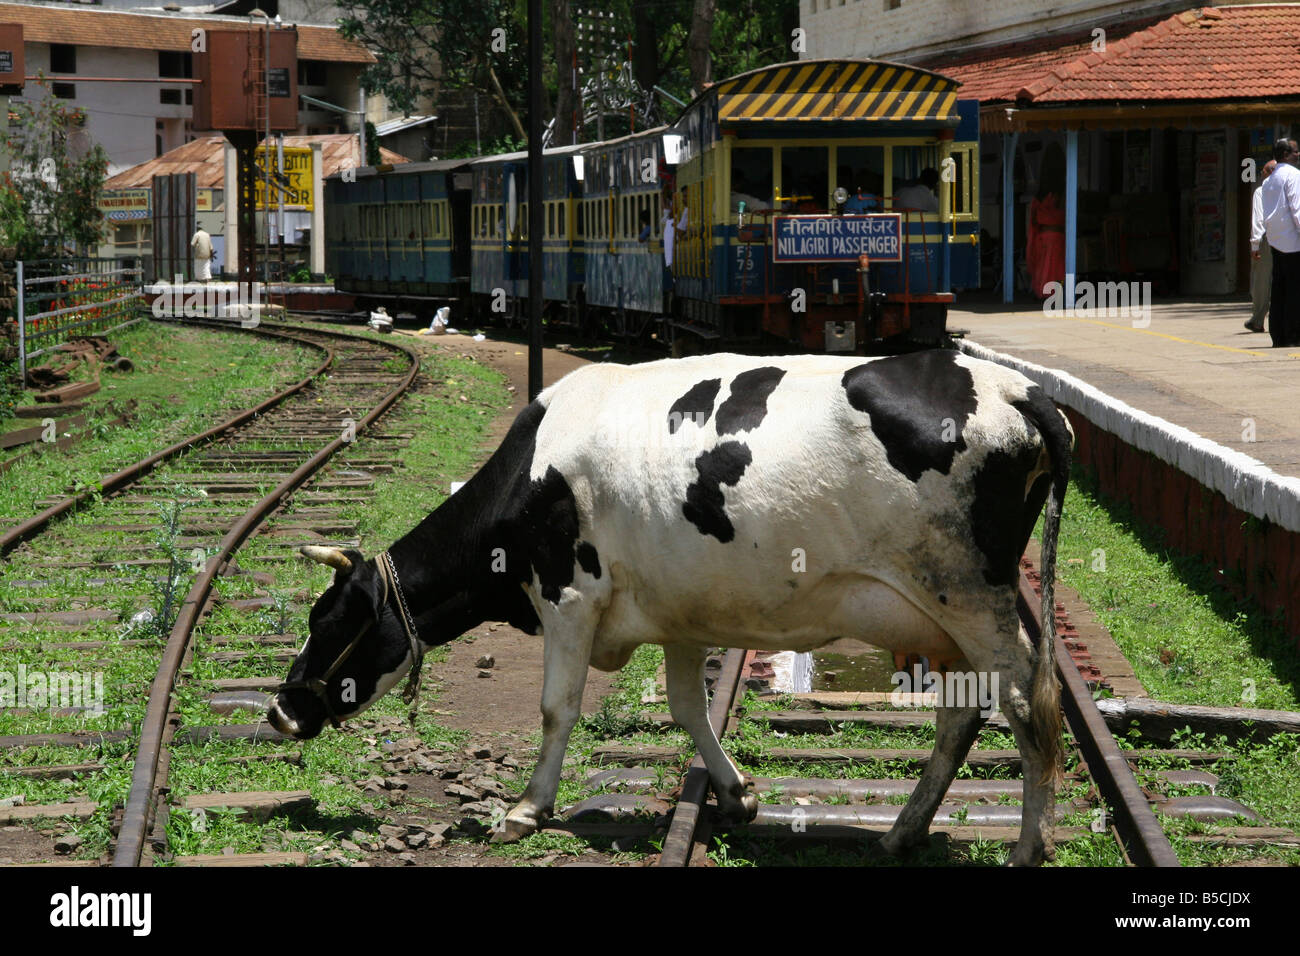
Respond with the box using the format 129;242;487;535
664;643;757;822
492;621;596;843
879;699;985;856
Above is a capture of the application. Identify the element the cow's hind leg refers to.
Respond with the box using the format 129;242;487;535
664;644;757;821
492;618;596;843
998;651;1058;866
879;695;984;857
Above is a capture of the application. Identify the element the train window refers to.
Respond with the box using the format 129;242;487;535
548;202;555;238
576;202;583;238
652;194;660;236
730;147;773;214
837;146;885;211
780;146;829;212
559;203;566;238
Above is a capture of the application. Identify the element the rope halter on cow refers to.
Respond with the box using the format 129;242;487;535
278;551;425;728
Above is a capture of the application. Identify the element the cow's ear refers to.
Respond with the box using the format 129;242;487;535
351;562;387;623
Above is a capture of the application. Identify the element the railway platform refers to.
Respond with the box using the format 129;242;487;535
953;298;1300;479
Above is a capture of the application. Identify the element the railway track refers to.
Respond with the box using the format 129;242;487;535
604;560;1297;867
0;319;419;867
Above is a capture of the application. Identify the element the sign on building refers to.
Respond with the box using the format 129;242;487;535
254;145;313;210
99;189;152;221
772;214;903;263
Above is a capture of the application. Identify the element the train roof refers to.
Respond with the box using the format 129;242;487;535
469;142;588;166
579;125;669;151
323;157;473;182
676;58;965;127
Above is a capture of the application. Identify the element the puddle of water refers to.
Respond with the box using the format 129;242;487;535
812;641;897;693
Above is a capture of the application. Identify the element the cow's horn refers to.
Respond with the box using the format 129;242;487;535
300;545;353;572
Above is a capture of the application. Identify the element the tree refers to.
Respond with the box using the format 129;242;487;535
338;0;530;143
0;87;109;258
686;0;716;95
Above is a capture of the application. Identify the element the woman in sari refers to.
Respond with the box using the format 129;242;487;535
1027;143;1066;299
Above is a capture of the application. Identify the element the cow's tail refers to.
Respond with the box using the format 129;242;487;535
1024;390;1073;786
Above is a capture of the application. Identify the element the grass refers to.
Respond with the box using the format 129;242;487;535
1044;466;1300;710
0;320;320;524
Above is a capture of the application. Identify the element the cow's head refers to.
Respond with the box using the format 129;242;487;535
267;546;419;739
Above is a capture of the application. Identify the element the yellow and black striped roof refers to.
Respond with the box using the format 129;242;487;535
709;59;961;124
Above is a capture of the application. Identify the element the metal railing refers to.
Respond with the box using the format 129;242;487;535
16;256;146;383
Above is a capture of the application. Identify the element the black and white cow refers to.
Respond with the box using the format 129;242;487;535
268;349;1072;865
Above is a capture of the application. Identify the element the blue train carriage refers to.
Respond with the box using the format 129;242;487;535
665;58;980;354
468;144;585;327
323;159;473;314
578;125;672;339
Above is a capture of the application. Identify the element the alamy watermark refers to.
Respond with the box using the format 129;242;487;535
0;666;105;717
148;276;263;327
1043;275;1152;328
889;664;999;718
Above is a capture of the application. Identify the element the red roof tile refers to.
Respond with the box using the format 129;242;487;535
105;135;409;190
0;3;374;64
917;4;1300;104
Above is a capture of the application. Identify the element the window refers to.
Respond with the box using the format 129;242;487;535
160;89;182;105
730;147;773;215
298;61;328;87
558;203;565;238
50;44;76;74
52;83;75;100
158;51;192;79
547;202;555;238
780;145;828;211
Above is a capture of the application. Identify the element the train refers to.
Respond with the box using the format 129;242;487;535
324;58;981;355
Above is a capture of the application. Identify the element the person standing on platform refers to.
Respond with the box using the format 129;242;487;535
1247;159;1278;332
190;227;215;282
1027;143;1067;300
1260;140;1300;347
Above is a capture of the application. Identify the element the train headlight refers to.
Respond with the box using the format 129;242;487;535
833;186;848;206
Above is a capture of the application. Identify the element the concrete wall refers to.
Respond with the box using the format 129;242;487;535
799;0;1281;62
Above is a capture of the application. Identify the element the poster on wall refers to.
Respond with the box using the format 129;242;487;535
1124;134;1151;194
1192;132;1225;262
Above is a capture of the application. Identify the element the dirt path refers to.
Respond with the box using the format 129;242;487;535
392;330;620;734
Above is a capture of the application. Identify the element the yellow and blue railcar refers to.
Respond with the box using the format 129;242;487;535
469;144;585;325
666;58;980;353
324;159;472;308
579;126;669;338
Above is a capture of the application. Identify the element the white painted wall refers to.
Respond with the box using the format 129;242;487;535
799;0;1287;62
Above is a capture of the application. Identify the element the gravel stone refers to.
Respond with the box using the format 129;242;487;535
54;833;82;854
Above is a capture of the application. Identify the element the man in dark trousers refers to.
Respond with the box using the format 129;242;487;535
1260;139;1300;347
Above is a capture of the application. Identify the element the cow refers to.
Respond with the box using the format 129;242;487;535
268;349;1073;865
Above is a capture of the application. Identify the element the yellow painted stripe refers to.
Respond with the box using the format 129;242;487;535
807;62;857;119
913;87;942;121
784;62;842;119
891;74;931;121
754;62;820;119
1053;312;1295;357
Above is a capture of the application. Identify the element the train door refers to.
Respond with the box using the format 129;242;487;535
502;162;523;302
946;99;981;290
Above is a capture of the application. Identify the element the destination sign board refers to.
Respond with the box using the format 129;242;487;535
772;214;903;263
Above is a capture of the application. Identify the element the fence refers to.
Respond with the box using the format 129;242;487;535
17;256;146;383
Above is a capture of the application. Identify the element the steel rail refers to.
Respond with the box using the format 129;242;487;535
1017;573;1181;867
656;572;1180;867
0;323;335;556
656;647;751;867
112;324;421;867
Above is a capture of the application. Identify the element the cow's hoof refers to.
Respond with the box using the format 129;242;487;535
1006;846;1046;867
878;829;919;857
716;786;759;823
489;814;539;844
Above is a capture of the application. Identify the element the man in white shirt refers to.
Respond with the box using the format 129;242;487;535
190;227;215;282
1246;159;1278;332
1260;139;1300;347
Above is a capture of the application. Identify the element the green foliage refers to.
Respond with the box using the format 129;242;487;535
0;82;110;256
